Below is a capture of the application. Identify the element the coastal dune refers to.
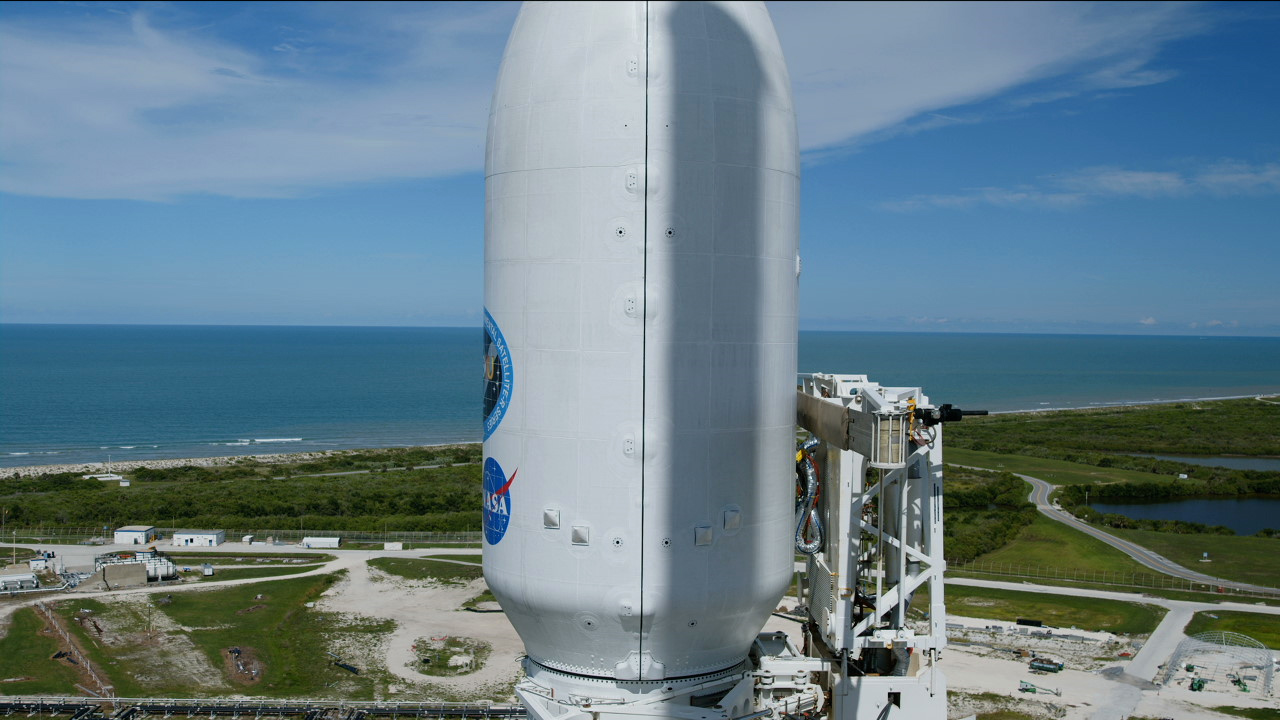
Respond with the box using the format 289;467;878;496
0;450;346;480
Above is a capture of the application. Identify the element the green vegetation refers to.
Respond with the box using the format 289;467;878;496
948;398;1280;457
0;607;82;694
942;466;1037;563
1211;706;1280;720
947;400;1280;502
463;588;497;610
0;446;482;532
52;573;397;698
1184;611;1280;649
413;636;492;676
167;551;333;563
1105;529;1280;588
422;553;482;564
368;557;483;585
0;547;38;568
945;585;1165;634
946;448;1171;486
964;513;1150;576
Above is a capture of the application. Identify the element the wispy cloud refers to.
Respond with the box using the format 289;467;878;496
0;1;1214;200
882;160;1280;211
0;3;516;200
771;2;1207;154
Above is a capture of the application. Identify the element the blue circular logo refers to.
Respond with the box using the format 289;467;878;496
483;457;515;545
483;308;513;440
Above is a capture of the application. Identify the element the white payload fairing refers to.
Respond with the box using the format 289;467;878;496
483;3;951;720
484;0;797;687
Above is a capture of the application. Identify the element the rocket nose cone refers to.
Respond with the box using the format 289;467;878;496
485;0;798;685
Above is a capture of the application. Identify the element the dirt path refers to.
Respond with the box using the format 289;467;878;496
315;554;521;697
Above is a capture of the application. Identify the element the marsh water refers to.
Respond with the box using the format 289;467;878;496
1132;454;1280;472
1089;496;1280;535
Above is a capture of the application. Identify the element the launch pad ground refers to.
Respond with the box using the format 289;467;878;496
2;542;1277;719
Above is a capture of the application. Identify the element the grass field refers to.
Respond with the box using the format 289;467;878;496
1184;611;1280;649
167;552;333;564
422;554;482;564
946;448;1171;486
1212;707;1280;720
158;574;392;695
0;607;82;694
946;398;1280;457
944;585;1165;634
965;514;1151;577
51;573;397;698
1105;529;1280;589
368;557;483;585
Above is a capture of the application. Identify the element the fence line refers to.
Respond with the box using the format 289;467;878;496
5;527;482;545
949;558;1280;598
33;601;111;697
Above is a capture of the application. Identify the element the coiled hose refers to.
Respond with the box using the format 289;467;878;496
795;437;823;555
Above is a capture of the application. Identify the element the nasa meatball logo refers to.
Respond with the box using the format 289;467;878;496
483;457;516;545
483;308;513;440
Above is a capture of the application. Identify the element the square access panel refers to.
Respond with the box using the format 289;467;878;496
695;525;713;546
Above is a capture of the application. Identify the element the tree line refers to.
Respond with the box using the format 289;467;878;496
941;465;1037;564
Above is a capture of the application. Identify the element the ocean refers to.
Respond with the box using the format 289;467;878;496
2;324;1278;469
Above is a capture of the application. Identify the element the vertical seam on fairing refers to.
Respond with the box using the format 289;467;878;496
638;0;650;671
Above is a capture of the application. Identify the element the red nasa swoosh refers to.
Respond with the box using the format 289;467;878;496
494;468;518;498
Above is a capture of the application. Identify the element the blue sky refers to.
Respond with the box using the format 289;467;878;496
1;1;1277;335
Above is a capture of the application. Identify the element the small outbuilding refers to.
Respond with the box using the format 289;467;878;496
172;530;226;547
301;536;341;549
114;525;157;545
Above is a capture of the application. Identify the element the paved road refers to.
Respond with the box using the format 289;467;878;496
948;576;1280;681
1017;472;1279;595
955;463;1279;596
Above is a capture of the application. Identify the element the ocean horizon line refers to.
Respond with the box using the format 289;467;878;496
3;321;1280;340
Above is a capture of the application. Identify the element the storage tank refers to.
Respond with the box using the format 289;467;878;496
483;0;798;690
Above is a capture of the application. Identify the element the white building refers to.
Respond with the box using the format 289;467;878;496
172;530;225;547
301;536;340;549
114;525;157;545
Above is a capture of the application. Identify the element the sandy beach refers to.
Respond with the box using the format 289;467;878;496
0;441;487;479
0;449;358;479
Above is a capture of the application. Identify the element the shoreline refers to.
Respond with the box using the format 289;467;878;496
3;394;1277;478
0;443;471;480
991;392;1278;415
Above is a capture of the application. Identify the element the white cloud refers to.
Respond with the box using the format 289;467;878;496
1059;168;1189;197
0;3;516;200
770;1;1205;152
881;160;1280;210
1139;316;1158;326
1196;160;1280;195
0;1;1209;200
